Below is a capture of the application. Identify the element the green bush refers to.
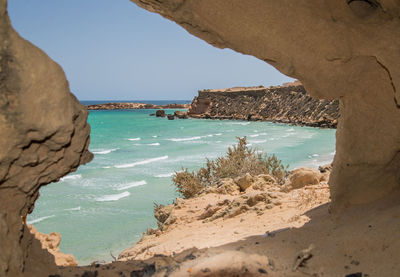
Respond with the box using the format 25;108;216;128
172;137;288;198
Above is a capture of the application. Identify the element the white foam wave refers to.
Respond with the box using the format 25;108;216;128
60;174;82;181
286;128;295;132
115;180;147;191
28;215;55;224
64;206;81;211
215;133;222;136
168;136;202;142
312;154;319;157
96;191;130;202
115;155;168;169
148;143;160;146
249;140;267;144
231;122;250;126
93;148;118;155
152;135;158;138
155;173;174;178
102;166;111;169
128;137;141;141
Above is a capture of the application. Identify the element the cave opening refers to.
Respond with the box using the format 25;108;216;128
2;0;400;276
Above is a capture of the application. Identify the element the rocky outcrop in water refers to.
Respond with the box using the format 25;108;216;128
188;82;339;128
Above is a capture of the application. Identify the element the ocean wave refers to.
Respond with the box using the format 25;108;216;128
93;148;118;155
64;206;81;211
155;173;174;178
167;136;202;142
215;133;222;136
115;155;168;169
230;122;250;126
286;128;295;132
134;143;161;146
128;137;141;141
249;139;267;144
96;191;130;202
27;215;55;224
60;174;82;181
152;135;158;138
115;180;147;190
312;154;319;157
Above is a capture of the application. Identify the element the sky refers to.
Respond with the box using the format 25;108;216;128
8;0;293;100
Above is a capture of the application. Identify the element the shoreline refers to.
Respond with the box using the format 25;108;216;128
84;81;339;129
85;102;190;110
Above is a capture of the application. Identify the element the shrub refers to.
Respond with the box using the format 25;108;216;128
172;137;288;198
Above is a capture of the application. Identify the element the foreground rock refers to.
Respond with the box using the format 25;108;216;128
27;225;78;267
86;102;189;110
131;0;400;214
189;81;339;128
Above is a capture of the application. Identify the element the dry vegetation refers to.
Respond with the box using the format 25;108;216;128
172;137;288;198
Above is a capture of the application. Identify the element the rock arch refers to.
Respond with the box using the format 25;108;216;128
129;0;400;207
0;0;399;276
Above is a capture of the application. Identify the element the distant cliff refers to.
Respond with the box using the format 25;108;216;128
188;81;339;128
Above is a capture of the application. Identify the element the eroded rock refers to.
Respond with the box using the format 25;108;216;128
130;0;400;209
234;173;254;191
0;1;92;275
283;168;322;191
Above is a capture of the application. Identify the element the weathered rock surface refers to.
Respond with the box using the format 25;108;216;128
189;82;339;128
86;102;189;110
282;167;323;192
130;0;400;210
27;225;78;267
0;1;92;276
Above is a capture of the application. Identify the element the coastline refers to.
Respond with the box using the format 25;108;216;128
85;102;190;110
84;81;339;129
188;81;339;129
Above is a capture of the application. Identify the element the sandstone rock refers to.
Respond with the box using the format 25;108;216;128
218;178;240;195
28;225;78;267
234;173;254;191
283;168;322;191
156;110;166;117
0;2;92;275
252;174;277;190
198;205;221;220
167;114;175;120
154;204;174;224
319;164;333;173
131;0;400;210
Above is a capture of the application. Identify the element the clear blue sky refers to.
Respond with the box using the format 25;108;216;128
8;0;293;100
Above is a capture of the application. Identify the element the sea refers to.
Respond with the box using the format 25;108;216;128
28;100;336;265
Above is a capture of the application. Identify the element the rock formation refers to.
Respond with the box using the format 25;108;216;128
188;82;339;128
1;0;400;276
27;225;78;267
130;0;400;210
0;0;92;276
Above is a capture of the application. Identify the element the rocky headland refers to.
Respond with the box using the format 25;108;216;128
188;81;339;128
86;102;190;110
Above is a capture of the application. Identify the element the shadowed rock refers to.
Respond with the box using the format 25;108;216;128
130;0;400;209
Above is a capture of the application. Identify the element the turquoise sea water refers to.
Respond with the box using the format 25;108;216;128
28;108;336;265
